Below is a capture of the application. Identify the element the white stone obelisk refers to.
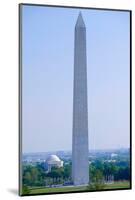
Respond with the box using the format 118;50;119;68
72;12;89;186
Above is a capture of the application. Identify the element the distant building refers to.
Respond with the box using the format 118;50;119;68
104;159;116;163
45;154;63;172
111;153;118;158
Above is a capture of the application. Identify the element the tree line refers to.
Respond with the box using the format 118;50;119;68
22;159;130;191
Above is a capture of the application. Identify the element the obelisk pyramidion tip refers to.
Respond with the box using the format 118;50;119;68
75;12;85;28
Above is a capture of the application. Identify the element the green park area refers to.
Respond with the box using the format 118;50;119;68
26;181;130;195
22;151;130;195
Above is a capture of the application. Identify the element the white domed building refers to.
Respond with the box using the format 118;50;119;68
45;155;63;172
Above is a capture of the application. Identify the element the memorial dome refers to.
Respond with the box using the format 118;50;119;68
46;155;61;163
45;154;63;172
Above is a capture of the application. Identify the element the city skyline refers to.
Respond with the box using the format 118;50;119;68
22;5;130;153
22;147;130;154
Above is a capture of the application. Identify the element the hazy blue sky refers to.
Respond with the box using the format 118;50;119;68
22;5;130;153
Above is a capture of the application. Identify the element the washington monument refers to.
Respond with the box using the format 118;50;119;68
72;12;89;185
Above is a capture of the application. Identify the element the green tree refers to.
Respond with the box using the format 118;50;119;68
23;164;46;187
22;185;30;195
88;167;105;190
23;171;32;185
63;164;71;180
47;167;64;184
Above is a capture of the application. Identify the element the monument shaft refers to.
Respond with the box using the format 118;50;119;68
72;13;89;185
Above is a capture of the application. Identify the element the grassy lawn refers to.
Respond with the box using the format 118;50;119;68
28;181;130;195
29;186;87;194
104;181;130;189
